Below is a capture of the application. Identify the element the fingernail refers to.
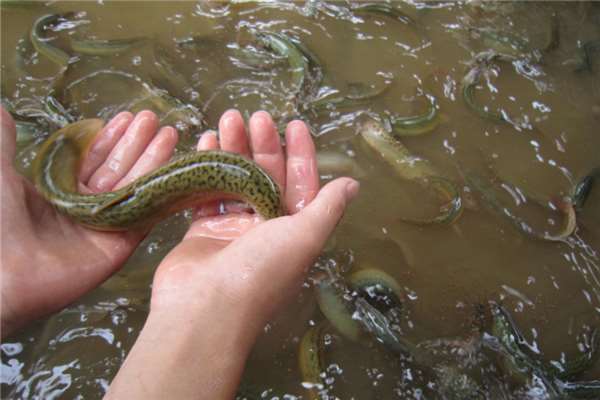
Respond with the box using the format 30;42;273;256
113;111;133;122
345;179;360;201
222;110;241;127
94;176;111;193
286;120;307;146
251;110;271;121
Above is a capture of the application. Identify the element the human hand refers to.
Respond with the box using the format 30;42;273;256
153;110;359;320
106;110;359;400
0;108;178;337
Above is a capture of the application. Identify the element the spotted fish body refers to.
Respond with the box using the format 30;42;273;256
33;119;283;231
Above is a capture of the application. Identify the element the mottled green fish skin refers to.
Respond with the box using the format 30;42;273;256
33;119;283;231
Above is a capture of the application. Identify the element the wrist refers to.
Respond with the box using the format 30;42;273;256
1;251;41;338
106;285;258;400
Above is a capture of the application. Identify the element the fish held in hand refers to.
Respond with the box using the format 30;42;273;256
33;119;284;231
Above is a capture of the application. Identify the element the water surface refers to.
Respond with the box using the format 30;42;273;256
1;1;600;399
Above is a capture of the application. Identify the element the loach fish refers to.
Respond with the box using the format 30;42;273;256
30;13;74;69
359;119;462;224
33;119;283;231
389;93;440;137
489;304;600;398
71;37;148;56
305;266;485;400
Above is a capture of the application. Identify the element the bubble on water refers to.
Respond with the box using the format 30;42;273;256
146;241;160;254
115;297;130;307
402;367;414;381
110;309;127;326
189;90;200;101
326;363;343;375
405;287;418;301
301;381;323;390
166;13;184;25
95;378;109;393
57;327;115;345
366;367;384;386
183;209;194;220
1;357;24;385
1;343;23;357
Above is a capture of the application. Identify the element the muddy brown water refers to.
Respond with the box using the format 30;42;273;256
1;1;600;399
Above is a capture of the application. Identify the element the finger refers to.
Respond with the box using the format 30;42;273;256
248;111;286;192
115;126;178;189
79;112;133;184
0;106;16;167
218;109;251;158
197;130;219;151
195;130;220;217
285;120;319;214
87;110;159;193
293;177;359;247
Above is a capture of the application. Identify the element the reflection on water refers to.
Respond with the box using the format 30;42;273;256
2;1;600;398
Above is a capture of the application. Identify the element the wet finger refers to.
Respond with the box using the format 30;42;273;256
218;109;251;157
293;177;359;249
248;110;286;192
115;126;178;189
194;130;221;217
87;110;159;193
197;130;219;151
79;112;133;184
285;120;319;214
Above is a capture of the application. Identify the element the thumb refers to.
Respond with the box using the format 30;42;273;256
0;106;16;167
292;177;359;246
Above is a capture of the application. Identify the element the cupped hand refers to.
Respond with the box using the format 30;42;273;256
106;110;359;400
0;107;178;337
152;109;358;321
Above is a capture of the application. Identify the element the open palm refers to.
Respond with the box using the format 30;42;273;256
1;108;178;336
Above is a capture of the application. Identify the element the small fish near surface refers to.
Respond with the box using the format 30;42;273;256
359;118;463;225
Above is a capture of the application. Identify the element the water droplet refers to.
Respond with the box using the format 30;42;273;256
111;309;127;325
146;241;160;254
1;342;23;356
